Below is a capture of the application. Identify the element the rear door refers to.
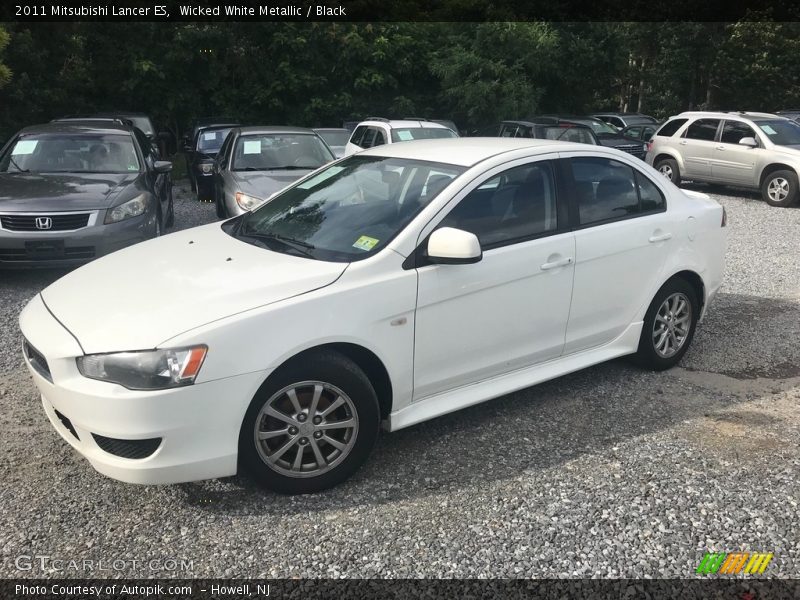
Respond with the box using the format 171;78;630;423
711;120;760;185
679;118;721;179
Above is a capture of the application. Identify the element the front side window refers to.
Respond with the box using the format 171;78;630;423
0;134;140;173
685;119;720;141
626;126;643;139
196;128;233;154
720;121;757;145
571;157;665;225
232;134;334;171
756;119;800;146
360;128;377;149
390;127;458;142
232;155;465;262
438;161;558;248
373;129;387;147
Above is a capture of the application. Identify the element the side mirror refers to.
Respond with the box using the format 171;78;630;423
427;227;482;264
738;137;758;148
154;161;173;173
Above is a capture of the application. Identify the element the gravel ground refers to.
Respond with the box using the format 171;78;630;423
0;181;799;579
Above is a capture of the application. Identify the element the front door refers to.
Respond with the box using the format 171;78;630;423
711;120;760;185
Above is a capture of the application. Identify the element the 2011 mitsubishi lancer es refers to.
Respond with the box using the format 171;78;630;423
19;138;726;494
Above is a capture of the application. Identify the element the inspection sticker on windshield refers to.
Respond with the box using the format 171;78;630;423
298;165;346;189
12;140;38;155
396;131;414;141
202;132;217;141
243;140;261;154
760;125;777;135
352;235;379;251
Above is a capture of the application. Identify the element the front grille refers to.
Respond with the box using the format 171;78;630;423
0;213;91;231
616;144;646;158
54;408;80;440
23;339;52;382
92;434;162;459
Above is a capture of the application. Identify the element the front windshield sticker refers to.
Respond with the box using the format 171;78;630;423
396;131;414;141
243;140;261;154
11;140;38;155
352;235;379;251
760;125;777;135
127;164;138;171
297;165;346;189
202;132;217;141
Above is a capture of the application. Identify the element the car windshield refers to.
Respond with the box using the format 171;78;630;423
232;155;465;262
756;119;800;146
543;126;596;144
624;116;656;126
232;134;334;170
196;128;233;154
390;128;458;142
128;116;155;137
315;130;350;147
584;120;619;135
0;134;140;173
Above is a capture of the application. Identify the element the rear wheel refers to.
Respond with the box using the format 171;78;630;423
761;169;799;207
654;157;680;185
239;351;380;494
635;277;699;370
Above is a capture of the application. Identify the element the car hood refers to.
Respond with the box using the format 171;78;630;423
0;172;137;211
233;169;314;199
40;222;348;354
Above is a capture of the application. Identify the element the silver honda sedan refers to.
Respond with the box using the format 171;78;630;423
212;126;336;218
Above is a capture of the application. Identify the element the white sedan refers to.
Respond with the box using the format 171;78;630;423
19;138;726;494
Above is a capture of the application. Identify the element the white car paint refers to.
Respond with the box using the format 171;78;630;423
19;138;726;485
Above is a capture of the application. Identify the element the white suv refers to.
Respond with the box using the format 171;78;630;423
344;118;457;156
646;111;800;207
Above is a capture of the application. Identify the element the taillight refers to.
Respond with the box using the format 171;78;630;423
721;207;727;227
646;141;653;153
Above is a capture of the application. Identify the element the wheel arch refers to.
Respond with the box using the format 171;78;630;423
759;163;798;186
666;269;706;313
653;151;681;169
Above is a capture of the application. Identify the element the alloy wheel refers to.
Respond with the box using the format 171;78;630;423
652;292;692;358
658;164;673;179
253;381;359;478
767;177;789;203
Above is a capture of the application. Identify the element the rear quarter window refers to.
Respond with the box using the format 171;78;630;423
655;118;688;138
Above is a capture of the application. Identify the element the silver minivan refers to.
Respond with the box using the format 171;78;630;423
646;111;800;207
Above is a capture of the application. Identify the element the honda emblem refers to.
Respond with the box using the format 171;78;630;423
35;217;52;230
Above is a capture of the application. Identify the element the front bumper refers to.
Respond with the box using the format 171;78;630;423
0;211;153;269
19;294;267;484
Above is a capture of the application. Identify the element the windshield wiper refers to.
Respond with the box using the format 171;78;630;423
262;165;319;171
238;231;316;257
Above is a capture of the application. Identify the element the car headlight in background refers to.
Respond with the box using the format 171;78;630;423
104;194;149;224
76;345;208;390
199;163;213;174
235;191;264;211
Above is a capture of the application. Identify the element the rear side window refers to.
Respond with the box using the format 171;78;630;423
570;157;665;226
655;118;688;138
685;119;720;141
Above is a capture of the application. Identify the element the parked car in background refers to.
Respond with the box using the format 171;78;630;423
647;111;800;207
313;128;350;158
776;110;800;123
592;112;658;131
182;117;239;150
477;120;598;145
58;112;169;157
18;138;726;493
533;115;647;159
186;121;239;201
213;126;336;218
344;118;458;156
341;120;361;133
0;120;173;268
622;123;660;143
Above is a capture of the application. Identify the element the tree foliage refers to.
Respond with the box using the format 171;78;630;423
0;21;798;139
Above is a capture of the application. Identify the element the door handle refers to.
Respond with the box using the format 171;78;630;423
540;257;573;270
648;232;672;243
679;140;688;145
716;145;725;151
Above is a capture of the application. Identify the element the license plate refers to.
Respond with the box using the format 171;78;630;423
25;240;65;258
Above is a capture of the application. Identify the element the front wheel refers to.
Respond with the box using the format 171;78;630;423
654;157;680;185
635;277;699;370
761;169;799;207
239;351;380;494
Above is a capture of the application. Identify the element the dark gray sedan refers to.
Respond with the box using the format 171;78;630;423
212;126;335;218
0;121;173;269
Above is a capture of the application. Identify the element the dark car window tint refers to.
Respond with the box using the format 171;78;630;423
373;129;387;147
636;172;666;212
438;161;557;248
656;118;688;137
361;128;377;149
720;121;757;144
197;128;233;153
571;157;639;225
685;119;720;141
1;134;140;173
350;126;367;147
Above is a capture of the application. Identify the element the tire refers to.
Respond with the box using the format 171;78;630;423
215;191;226;219
164;183;175;229
153;209;163;238
239;350;380;494
761;169;799;207
635;277;699;371
654;157;680;185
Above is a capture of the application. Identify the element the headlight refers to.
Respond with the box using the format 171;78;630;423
235;191;264;211
76;345;208;390
199;163;213;174
105;194;149;224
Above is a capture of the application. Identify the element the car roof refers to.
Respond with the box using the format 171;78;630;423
356;137;598;167
501;120;592;129
17;122;133;135
313;127;350;133
676;111;780;120
359;119;450;129
236;126;317;135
